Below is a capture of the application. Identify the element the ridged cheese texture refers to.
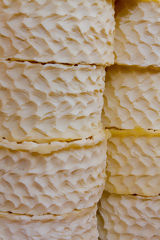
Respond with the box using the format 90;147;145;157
106;129;160;196
0;0;115;65
115;0;160;67
0;205;98;240
103;65;160;129
0;61;105;142
98;192;160;240
0;133;107;215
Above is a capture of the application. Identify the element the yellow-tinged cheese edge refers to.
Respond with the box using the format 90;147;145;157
0;129;109;154
108;127;160;137
102;191;160;201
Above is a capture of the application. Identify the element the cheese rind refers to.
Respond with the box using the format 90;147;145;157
115;0;160;67
0;61;105;142
103;65;160;129
98;192;160;240
0;135;107;215
0;0;115;65
0;205;98;240
106;130;160;196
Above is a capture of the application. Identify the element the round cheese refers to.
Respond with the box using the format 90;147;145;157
103;65;160;129
115;0;160;67
0;0;115;65
0;205;98;240
0;133;107;215
0;61;105;142
98;192;160;240
106;128;160;196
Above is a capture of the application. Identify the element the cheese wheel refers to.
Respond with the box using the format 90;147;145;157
106;129;160;196
103;65;160;129
0;0;115;65
0;205;98;240
115;0;160;67
0;61;105;142
0;132;107;215
98;192;160;240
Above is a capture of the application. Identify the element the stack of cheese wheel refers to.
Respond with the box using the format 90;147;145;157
0;1;115;239
98;0;160;239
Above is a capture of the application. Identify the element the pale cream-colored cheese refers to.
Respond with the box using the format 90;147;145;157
103;65;160;130
98;192;160;240
0;205;98;240
0;132;108;215
106;129;160;196
0;0;115;65
0;61;105;142
115;0;160;67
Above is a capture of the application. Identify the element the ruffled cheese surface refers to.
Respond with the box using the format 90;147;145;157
98;192;160;240
106;129;160;196
0;132;108;215
0;61;105;142
115;0;160;67
103;65;160;129
0;205;98;240
0;0;115;65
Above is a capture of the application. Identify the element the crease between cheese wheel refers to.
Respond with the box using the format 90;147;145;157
98;192;160;240
110;128;160;137
0;205;98;240
106;129;160;196
0;133;107;215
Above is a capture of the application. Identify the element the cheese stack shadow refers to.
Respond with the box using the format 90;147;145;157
0;0;115;239
98;0;160;239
